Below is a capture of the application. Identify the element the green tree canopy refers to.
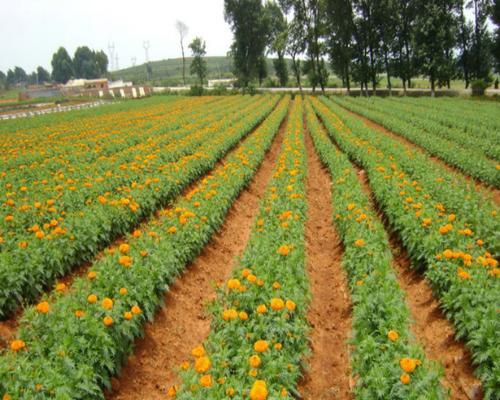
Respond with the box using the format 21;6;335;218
51;47;73;83
189;37;208;85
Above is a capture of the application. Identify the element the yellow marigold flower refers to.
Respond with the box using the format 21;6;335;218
87;294;97;304
222;309;238;321
239;311;248;321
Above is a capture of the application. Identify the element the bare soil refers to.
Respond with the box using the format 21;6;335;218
297;128;353;400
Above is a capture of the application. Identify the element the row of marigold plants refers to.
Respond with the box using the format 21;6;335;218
0;95;275;318
171;97;308;400
0;96;290;399
312;96;499;399
377;96;500;161
332;96;500;187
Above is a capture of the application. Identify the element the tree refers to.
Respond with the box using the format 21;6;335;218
28;72;38;85
283;0;328;92
51;47;73;83
0;71;6;90
175;20;189;86
325;0;355;92
286;20;306;93
494;0;500;70
266;1;289;86
189;37;208;85
224;0;271;87
457;0;473;88
36;66;51;83
414;1;456;96
94;50;109;76
14;67;28;85
467;0;493;81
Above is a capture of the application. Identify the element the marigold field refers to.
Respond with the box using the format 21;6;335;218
0;95;498;400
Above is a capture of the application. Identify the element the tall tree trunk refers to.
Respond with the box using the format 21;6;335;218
346;63;351;94
181;40;186;86
384;49;392;95
430;72;436;97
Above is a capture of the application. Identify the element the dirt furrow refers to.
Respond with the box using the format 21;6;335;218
105;117;287;400
337;104;500;204
297;128;353;400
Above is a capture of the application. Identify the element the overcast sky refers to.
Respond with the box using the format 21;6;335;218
0;0;233;73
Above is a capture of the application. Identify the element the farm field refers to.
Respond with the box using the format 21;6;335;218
0;94;498;400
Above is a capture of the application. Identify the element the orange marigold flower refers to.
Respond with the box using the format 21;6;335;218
399;358;418;373
257;304;267;314
354;239;365;247
119;287;127;295
119;255;133;267
250;380;268;400
194;356;211;373
87;271;97;280
131;305;142;315
18;241;28;249
55;283;66;292
36;301;50;314
270;298;285;311
124;311;133;320
457;268;471;280
119;243;130;254
75;310;85;318
199;374;213;387
400;373;411;384
227;279;241;290
167;385;177;398
249;355;261;368
254;340;269;353
239;311;248;321
272;281;281;289
167;226;177;234
102;298;113;310
132;229;142;238
10;339;26;352
103;316;113;327
87;294;98;304
242;268;252;278
285;300;296;311
222;309;238;321
192;346;205;358
277;245;290;256
387;330;399;342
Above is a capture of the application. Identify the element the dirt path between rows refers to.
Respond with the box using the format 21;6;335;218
352;165;482;400
297;128;353;400
106;117;287;400
337;104;500;205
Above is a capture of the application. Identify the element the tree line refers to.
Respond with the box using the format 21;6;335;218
0;46;108;91
225;0;500;94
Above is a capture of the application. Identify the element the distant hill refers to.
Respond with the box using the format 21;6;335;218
110;56;293;86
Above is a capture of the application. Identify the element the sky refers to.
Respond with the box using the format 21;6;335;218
0;0;233;73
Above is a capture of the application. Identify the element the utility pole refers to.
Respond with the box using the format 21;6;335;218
115;54;119;71
131;57;137;67
143;41;151;80
108;42;115;71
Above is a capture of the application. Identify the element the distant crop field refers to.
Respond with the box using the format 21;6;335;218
0;95;498;400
